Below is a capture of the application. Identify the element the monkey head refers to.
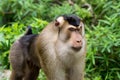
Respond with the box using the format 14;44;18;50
55;14;85;51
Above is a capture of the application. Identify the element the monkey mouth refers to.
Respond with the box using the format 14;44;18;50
71;46;82;51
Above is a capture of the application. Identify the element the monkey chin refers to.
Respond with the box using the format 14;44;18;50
71;46;82;52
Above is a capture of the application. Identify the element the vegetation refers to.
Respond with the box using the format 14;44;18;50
0;0;120;80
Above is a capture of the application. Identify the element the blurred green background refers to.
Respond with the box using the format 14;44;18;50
0;0;120;80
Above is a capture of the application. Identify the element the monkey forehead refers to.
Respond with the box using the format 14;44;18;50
68;21;84;29
68;25;81;29
63;14;81;27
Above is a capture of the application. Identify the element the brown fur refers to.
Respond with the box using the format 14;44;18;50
9;15;86;80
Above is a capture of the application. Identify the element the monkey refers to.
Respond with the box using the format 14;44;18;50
9;26;40;80
9;14;86;80
35;14;86;80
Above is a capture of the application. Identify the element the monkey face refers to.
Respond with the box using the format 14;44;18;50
55;15;85;51
68;27;83;51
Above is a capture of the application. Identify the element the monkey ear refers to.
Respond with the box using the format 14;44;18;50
55;16;65;27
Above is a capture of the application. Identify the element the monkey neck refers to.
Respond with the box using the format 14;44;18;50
55;40;75;67
55;39;86;68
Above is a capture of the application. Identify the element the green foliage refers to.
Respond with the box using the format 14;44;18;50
85;0;120;80
0;23;24;68
0;0;120;80
0;0;49;25
0;19;48;69
0;0;74;25
0;0;39;19
86;23;120;80
74;4;92;19
37;70;46;80
49;2;74;20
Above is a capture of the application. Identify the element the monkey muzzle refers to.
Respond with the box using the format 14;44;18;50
71;40;82;51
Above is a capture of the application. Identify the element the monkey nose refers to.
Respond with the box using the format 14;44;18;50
76;39;82;45
77;41;82;48
76;40;81;43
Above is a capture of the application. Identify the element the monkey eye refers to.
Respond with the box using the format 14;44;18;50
68;28;75;31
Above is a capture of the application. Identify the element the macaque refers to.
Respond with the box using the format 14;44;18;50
9;14;86;80
9;26;39;80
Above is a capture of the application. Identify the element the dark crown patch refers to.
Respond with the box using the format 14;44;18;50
63;15;80;27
